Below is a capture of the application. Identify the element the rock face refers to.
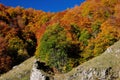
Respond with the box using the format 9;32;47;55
65;67;119;80
54;40;120;80
30;62;45;80
30;60;52;80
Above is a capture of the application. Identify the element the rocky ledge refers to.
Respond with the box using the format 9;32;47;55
30;60;54;80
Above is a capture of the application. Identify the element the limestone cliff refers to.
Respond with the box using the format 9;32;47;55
30;60;53;80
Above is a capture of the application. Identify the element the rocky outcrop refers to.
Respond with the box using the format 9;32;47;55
64;67;119;80
30;60;53;80
54;40;120;80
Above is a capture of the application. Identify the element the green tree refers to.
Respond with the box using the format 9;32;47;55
70;24;81;40
7;37;29;64
91;21;101;38
36;23;81;73
79;29;91;46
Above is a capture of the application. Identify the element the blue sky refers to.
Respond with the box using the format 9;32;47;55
0;0;85;12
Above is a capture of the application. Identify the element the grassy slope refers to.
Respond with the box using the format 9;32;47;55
0;57;35;80
54;40;120;80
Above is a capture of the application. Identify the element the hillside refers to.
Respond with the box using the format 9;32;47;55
0;40;120;80
54;40;120;80
0;57;35;80
0;0;120;76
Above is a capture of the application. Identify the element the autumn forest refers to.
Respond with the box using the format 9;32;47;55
0;0;120;74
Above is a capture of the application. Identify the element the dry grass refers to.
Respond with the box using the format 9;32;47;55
0;57;35;80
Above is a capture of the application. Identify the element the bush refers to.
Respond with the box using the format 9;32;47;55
7;37;29;64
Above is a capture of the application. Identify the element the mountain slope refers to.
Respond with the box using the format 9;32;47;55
0;57;35;80
0;0;120;75
54;40;120;80
1;40;120;80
